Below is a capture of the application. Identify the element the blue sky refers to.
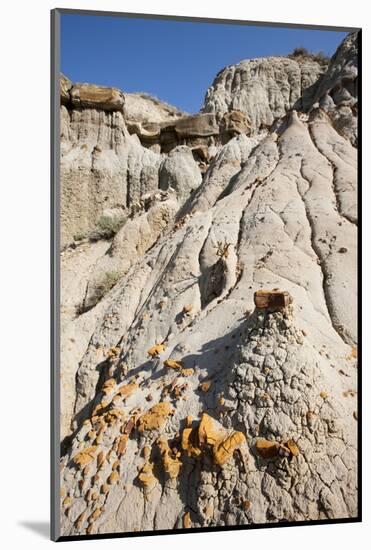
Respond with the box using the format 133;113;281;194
61;14;348;113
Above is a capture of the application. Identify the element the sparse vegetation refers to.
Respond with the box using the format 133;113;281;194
73;231;88;242
94;270;122;300
288;47;330;65
89;214;126;241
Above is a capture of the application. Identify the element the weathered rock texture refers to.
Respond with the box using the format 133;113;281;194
202;56;327;131
59;32;358;536
313;32;358;146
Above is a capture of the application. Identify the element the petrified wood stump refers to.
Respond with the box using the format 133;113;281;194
254;290;292;310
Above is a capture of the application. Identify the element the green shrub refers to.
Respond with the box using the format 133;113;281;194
89;214;126;241
73;231;88;242
288;47;330;65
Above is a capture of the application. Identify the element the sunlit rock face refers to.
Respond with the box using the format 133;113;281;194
59;32;358;536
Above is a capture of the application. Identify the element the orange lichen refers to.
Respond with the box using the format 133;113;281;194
242;500;252;511
157;437;182;479
255;439;280;459
198;413;225;446
116;434;129;457
72;446;99;468
92;473;100;485
147;343;166;357
75;512;85;530
107;470;119;485
142;446;151;460
185;415;193;428
116;382;138;399
164;359;183;370
89;508;102;522
183;511;191;528
104;408;124;426
137;462;156;489
320;391;329;399
106;346;120;359
181;368;194;377
97;450;105;469
213;431;246;466
285;439;300;457
87;430;96;440
102;378;116;395
199;380;212;393
181;427;202;458
137;402;173;432
347;346;358;360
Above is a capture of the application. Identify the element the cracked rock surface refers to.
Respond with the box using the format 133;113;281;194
59;32;358;535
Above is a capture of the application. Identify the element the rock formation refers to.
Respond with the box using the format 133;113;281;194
59;31;359;536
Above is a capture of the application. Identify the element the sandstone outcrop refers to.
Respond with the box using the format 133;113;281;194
59;32;359;535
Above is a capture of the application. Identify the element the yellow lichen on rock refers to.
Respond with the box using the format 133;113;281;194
63;496;72;508
137;402;173;432
213;431;246;466
164;358;183;370
147;343;166;357
72;446;99;467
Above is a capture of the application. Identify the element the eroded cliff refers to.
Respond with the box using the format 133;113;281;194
59;32;359;535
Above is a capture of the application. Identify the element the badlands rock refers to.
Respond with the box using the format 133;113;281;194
312;32;358;145
202;56;327;131
159;146;202;205
60;73;73;105
59;32;358;533
70;83;125;111
124;92;185;125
